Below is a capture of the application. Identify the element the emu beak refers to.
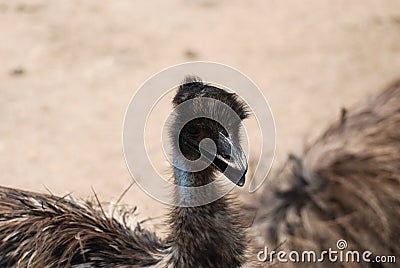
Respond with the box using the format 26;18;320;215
212;132;248;187
185;132;248;187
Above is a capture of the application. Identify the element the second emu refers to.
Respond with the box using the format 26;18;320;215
252;80;400;267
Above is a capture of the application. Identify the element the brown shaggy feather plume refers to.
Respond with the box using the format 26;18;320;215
252;80;400;267
0;186;166;267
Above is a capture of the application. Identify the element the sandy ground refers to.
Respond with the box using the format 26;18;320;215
1;0;400;228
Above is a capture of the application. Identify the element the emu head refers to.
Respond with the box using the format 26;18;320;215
171;76;250;186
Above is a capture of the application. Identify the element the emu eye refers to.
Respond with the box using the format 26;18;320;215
220;152;228;159
220;150;230;160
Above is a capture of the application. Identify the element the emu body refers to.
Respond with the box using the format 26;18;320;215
252;80;400;267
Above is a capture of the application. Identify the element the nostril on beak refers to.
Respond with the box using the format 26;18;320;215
237;174;246;187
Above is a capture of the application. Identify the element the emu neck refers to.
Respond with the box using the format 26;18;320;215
168;159;247;267
173;163;214;187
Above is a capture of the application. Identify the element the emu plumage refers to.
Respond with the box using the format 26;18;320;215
252;80;400;267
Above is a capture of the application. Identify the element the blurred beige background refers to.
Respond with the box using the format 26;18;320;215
1;0;400;221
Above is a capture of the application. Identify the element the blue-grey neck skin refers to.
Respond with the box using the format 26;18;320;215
173;156;195;187
173;155;203;206
172;153;220;207
173;160;195;205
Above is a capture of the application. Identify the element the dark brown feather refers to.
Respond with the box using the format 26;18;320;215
0;186;166;267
